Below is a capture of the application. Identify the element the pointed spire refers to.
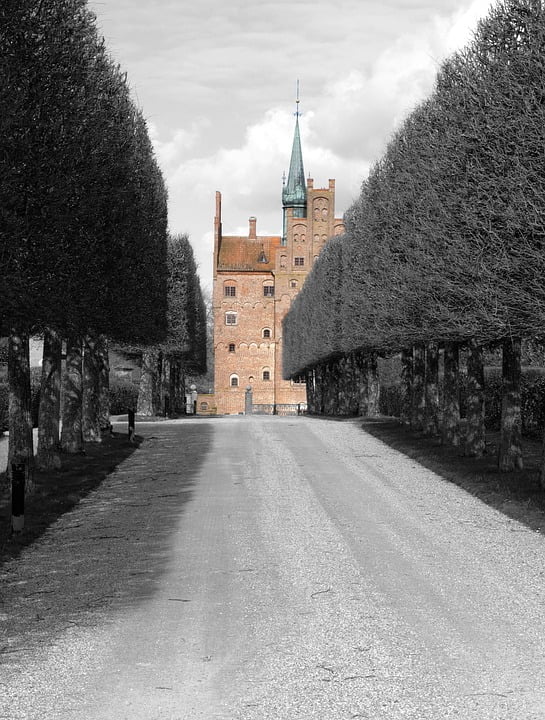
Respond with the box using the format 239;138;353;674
282;83;306;213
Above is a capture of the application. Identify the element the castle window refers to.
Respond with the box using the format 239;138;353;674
280;255;287;268
228;343;236;352
230;374;239;387
294;257;304;267
200;402;209;410
262;328;271;339
290;279;298;289
225;312;237;325
263;285;274;297
224;285;236;297
262;370;271;381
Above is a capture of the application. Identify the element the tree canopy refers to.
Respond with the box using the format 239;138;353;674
283;0;545;378
0;0;168;343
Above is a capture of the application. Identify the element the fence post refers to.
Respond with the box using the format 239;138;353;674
11;462;26;533
128;409;136;442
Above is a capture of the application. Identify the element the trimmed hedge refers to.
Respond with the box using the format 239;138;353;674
379;385;403;418
109;378;139;414
0;375;139;432
378;368;545;438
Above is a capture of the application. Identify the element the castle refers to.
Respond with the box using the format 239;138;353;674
212;107;345;414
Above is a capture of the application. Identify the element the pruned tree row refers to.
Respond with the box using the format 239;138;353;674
0;0;205;534
283;0;545;480
136;233;207;418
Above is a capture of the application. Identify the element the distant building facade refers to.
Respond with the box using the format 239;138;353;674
212;112;345;414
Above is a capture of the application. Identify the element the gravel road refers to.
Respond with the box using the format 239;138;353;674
3;415;545;719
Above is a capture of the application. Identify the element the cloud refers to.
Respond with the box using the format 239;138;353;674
141;0;496;290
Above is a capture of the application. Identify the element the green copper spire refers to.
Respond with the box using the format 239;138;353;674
282;86;307;244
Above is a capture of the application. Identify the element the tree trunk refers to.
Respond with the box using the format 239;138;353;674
155;352;164;415
323;360;334;415
424;342;440;436
353;351;367;416
336;356;349;416
168;355;177;417
442;342;460;446
367;352;380;417
314;365;324;415
7;328;34;496
61;336;84;454
412;344;426;431
498;336;523;472
174;359;185;414
305;368;315;414
97;335;110;433
137;349;157;416
162;354;171;416
347;352;361;416
400;348;413;425
82;335;102;443
37;327;62;470
465;339;486;458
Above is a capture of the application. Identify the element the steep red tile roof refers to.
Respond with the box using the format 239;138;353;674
218;235;282;272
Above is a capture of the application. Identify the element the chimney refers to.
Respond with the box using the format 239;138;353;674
249;216;257;239
329;179;335;189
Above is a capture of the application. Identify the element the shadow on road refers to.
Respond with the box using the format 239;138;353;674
0;431;142;561
0;422;214;658
359;416;545;535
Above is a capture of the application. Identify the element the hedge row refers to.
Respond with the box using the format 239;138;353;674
109;379;139;415
379;370;545;438
0;377;141;433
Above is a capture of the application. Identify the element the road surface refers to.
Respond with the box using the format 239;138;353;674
3;415;545;719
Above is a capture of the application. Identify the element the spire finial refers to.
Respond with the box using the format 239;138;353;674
295;79;300;117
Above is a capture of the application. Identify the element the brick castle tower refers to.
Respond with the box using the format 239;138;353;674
212;101;345;414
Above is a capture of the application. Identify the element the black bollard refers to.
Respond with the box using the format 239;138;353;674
128;409;136;442
11;462;25;533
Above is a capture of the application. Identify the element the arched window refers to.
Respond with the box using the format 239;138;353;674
225;312;237;325
200;402;209;410
262;328;271;339
262;368;271;381
223;280;237;297
263;281;274;297
230;374;239;387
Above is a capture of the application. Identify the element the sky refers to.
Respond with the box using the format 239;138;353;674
87;0;495;291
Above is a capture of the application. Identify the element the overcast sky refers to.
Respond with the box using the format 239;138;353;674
88;0;494;291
